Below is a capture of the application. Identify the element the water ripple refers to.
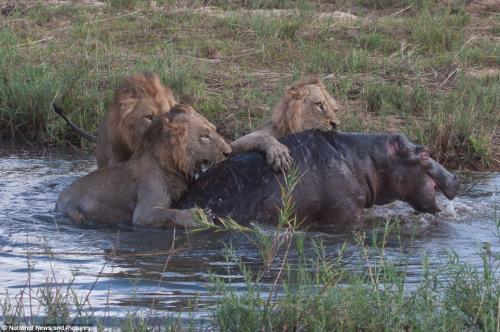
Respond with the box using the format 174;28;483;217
0;151;499;318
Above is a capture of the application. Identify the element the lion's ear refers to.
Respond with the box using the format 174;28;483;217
286;86;307;101
165;103;191;123
164;114;186;133
142;117;164;143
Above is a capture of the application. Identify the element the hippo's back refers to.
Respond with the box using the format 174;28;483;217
178;130;340;224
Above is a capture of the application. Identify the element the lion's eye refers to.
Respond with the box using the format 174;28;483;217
201;135;211;143
145;115;153;120
315;102;325;112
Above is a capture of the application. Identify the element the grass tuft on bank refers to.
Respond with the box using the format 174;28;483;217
0;0;498;170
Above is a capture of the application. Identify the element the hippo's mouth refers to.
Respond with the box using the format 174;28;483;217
408;176;441;214
409;200;440;214
410;167;460;214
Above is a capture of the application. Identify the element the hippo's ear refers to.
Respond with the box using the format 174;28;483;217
388;134;411;158
389;135;431;166
415;145;431;167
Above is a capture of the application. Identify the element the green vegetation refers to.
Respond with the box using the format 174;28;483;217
212;226;500;331
2;169;499;330
1;2;498;329
0;0;498;170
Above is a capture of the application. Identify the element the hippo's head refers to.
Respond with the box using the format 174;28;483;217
381;134;460;213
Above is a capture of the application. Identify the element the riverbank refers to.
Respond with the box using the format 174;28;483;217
0;0;498;171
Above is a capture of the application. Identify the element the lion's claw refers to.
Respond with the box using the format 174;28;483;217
203;208;218;222
265;143;292;172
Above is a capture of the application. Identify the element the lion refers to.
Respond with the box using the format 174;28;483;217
56;104;232;228
230;76;340;171
53;72;177;168
97;72;177;168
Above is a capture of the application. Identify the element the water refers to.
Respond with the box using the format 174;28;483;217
0;148;499;323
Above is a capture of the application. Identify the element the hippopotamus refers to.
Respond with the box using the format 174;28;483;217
178;130;460;231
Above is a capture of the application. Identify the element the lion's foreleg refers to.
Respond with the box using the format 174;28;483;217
133;200;198;228
231;132;292;171
230;132;266;154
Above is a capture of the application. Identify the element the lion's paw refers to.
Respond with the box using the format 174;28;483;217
265;142;293;172
174;209;199;228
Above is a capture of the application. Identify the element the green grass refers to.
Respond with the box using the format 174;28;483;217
0;0;498;169
2;169;499;330
212;230;500;331
411;10;468;54
4;223;497;330
207;169;500;331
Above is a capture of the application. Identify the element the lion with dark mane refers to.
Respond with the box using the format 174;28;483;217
230;76;340;171
56;104;232;228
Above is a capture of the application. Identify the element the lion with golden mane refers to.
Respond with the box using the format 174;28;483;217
96;72;177;168
53;72;177;168
56;104;232;228
231;76;340;171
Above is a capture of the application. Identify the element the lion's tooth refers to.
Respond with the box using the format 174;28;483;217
202;163;209;173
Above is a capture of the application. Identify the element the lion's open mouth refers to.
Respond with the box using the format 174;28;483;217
194;160;212;180
320;122;337;132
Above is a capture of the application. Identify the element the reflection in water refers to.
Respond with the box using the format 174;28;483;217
0;148;498;321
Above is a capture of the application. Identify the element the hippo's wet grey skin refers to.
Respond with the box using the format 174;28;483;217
178;130;460;231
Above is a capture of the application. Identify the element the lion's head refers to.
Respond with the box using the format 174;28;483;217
145;104;232;178
108;72;177;155
271;76;340;137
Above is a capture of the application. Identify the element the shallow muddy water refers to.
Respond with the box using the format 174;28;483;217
0;148;499;324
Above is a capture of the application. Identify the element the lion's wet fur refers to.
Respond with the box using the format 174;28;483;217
57;103;231;227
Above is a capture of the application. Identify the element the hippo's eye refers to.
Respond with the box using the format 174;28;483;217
315;102;325;112
145;114;153;120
